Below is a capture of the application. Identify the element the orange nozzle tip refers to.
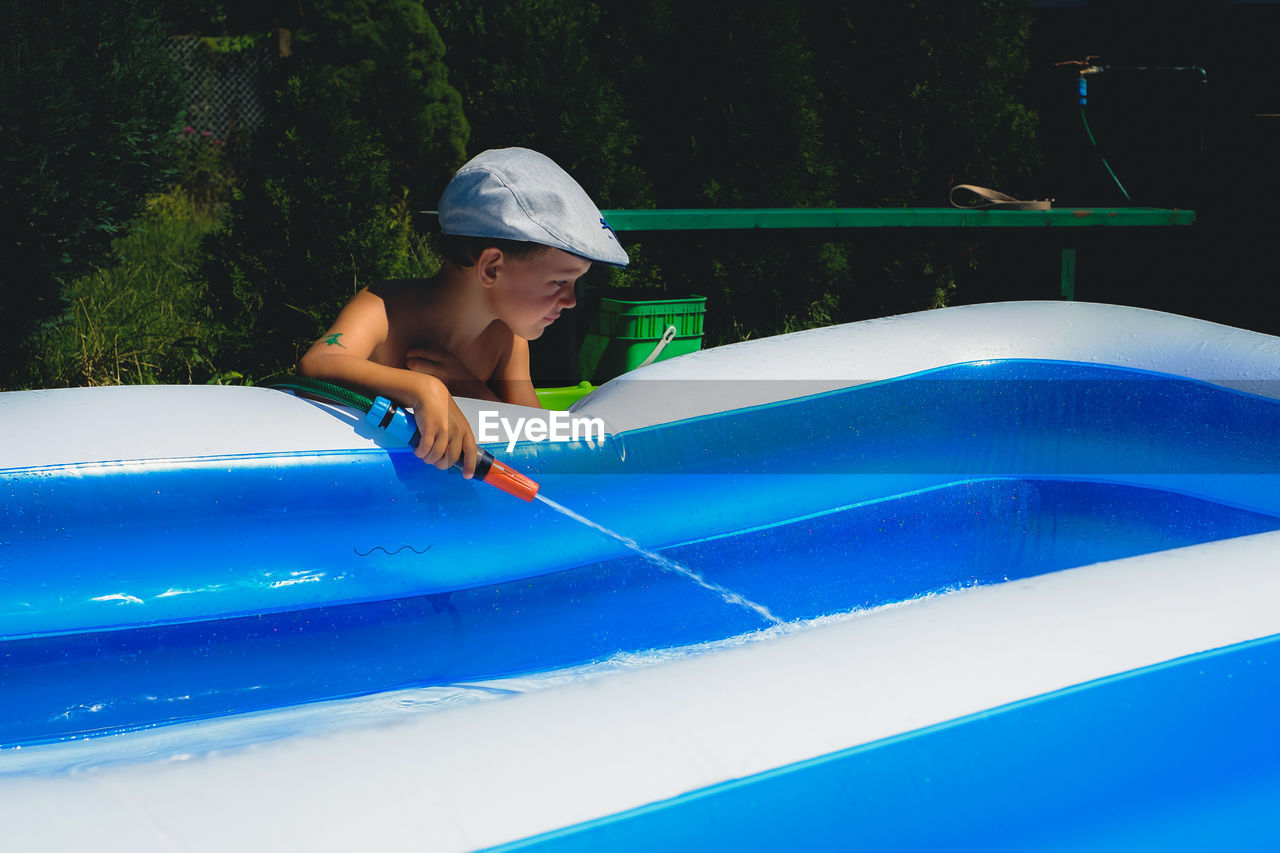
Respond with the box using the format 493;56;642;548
484;460;540;502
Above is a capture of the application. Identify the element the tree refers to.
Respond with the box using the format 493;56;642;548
810;0;1040;205
431;0;1040;344
204;0;469;379
0;0;183;388
431;0;651;211
609;0;852;339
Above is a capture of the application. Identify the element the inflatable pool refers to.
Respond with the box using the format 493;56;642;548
3;301;1280;850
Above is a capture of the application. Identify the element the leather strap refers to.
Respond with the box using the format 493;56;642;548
950;184;1052;211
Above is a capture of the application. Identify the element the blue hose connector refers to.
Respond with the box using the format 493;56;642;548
366;396;420;446
364;396;539;501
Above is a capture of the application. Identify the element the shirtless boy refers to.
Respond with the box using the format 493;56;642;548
298;148;628;478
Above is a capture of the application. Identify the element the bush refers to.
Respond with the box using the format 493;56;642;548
433;0;1040;346
810;1;1040;205
431;0;651;210
24;190;227;387
203;0;469;381
621;0;1039;340
23;188;227;386
605;0;853;343
0;0;184;389
175;125;237;216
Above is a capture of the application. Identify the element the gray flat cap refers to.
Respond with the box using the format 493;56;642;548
438;148;629;267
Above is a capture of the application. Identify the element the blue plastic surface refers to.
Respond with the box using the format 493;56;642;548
4;478;1277;745
488;632;1280;852
3;360;1280;745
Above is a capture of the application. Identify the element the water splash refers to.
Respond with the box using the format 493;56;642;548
535;493;784;627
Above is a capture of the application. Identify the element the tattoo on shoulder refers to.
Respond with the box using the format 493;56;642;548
323;333;347;348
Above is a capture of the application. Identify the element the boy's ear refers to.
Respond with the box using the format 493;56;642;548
475;247;504;288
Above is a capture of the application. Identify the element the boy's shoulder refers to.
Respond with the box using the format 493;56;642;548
368;277;433;302
365;278;435;344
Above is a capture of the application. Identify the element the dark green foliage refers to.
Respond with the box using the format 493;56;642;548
433;0;1040;347
24;190;227;389
621;0;1039;340
801;0;1040;328
204;0;468;379
158;0;294;36
317;0;469;197
607;0;852;342
0;0;183;388
6;0;1042;387
175;126;237;215
614;1;836;209
811;1;1040;204
431;0;650;209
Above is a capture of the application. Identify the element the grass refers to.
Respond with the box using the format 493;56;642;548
25;191;232;388
19;182;960;389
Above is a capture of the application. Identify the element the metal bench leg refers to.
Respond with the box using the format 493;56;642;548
1060;247;1077;301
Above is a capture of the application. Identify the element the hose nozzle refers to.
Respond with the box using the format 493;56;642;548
470;450;540;501
366;396;540;501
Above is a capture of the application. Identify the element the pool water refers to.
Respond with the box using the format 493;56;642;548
4;476;1277;748
7;359;1280;750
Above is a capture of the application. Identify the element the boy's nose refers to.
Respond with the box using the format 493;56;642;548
558;282;577;309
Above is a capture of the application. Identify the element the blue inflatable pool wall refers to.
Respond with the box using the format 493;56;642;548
3;301;1280;851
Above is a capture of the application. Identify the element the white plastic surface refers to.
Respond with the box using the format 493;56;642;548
5;301;1280;851
7;302;1280;470
3;531;1280;851
579;301;1280;432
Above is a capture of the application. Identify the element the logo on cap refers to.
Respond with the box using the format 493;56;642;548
600;217;620;244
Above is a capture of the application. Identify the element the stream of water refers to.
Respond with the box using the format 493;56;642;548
535;493;784;627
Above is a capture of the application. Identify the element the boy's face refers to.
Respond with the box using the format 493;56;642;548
490;248;591;340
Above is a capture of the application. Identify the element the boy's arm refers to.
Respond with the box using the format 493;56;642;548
404;346;502;402
297;289;479;477
490;335;542;408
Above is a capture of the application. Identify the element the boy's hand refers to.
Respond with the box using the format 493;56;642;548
411;375;479;478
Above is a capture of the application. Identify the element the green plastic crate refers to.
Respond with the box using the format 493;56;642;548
590;295;706;339
579;295;706;383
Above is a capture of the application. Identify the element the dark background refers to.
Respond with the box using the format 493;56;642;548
533;0;1280;384
961;0;1279;327
7;0;1277;388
